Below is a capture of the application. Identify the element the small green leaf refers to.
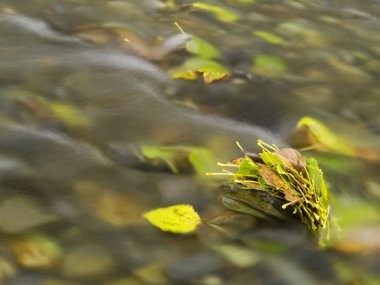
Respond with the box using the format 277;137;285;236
252;55;286;77
141;145;179;173
192;2;239;23
170;56;229;83
236;157;258;176
186;35;221;59
253;31;285;45
188;148;218;176
143;204;201;234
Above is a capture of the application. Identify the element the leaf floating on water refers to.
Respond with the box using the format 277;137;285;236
186;35;221;59
141;144;218;175
291;116;356;156
252;55;286;77
170;56;229;83
253;31;286;45
143;204;201;234
13;92;90;130
50;103;90;130
141;144;181;173
191;2;239;23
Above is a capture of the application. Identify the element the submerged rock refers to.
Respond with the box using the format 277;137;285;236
60;244;114;278
0;196;58;233
165;251;225;282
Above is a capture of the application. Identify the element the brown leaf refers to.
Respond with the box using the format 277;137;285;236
275;148;307;175
258;165;299;202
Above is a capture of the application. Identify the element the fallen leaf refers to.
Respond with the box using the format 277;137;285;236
143;204;201;234
253;31;285;45
192;2;239;23
186;35;221;59
293;116;356;156
170;56;229;83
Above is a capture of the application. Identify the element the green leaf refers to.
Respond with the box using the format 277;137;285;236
296;116;356;156
50;103;90;129
260;151;281;168
143;204;201;234
253;31;285;45
141;144;218;175
188;148;218;176
306;158;323;197
13;92;89;130
209;139;331;234
170;56;229;83
236;157;258;176
252;55;286;77
192;2;239;23
141;145;179;173
186;35;221;59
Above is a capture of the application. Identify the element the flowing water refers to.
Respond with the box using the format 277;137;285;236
0;1;380;284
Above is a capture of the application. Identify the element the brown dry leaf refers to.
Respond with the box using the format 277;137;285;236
258;165;299;202
275;148;307;175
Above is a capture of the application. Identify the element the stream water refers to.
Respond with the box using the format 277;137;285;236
0;1;379;285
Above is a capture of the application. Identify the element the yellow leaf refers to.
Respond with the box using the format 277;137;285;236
202;71;228;84
170;56;229;83
192;2;239;23
50;103;90;129
143;204;201;234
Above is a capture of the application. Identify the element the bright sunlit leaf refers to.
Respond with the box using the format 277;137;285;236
143;204;201;234
192;2;239;23
295;116;356;156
